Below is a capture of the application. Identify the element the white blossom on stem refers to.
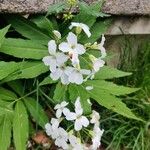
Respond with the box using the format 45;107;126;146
69;22;91;37
90;110;100;125
64;97;89;131
66;67;91;85
50;66;73;85
91;125;104;150
54;101;69;118
42;40;68;72
69;135;84;150
98;34;106;59
59;32;86;59
54;127;69;149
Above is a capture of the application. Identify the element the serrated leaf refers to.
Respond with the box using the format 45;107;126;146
0;102;13;116
85;80;139;96
24;97;48;128
13;101;29;150
31;16;54;35
1;61;48;83
6;15;50;44
0;25;10;47
0;38;48;59
39;76;57;86
69;84;91;114
7;80;24;96
46;1;66;16
53;82;67;103
87;88;141;120
0;115;12;150
0;87;17;100
0;61;20;81
95;66;132;79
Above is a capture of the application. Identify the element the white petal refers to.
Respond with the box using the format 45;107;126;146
69;70;83;85
67;32;77;46
80;116;89;127
54;104;61;110
59;42;71;52
49;57;57;72
93;59;105;72
45;123;52;136
81;23;91;37
75;97;83;115
64;67;74;76
100;46;107;58
71;53;79;66
56;53;69;66
48;40;57;55
56;109;63;118
61;101;68;107
75;44;86;55
61;73;70;85
63;109;76;120
69;22;80;30
51;118;60;129
53;30;61;39
42;56;52;66
50;68;62;81
75;119;83;131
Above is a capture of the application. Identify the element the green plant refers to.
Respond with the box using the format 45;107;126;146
0;1;142;149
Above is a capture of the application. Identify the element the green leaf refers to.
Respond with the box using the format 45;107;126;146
95;66;132;80
0;87;17;100
0;38;48;59
0;102;13;116
69;84;91;114
85;80;139;96
39;76;57;86
6;15;50;43
53;82;67;103
24;97;48;128
7;80;24;96
0;115;12;150
87;88;140;120
1;61;48;83
0;61;20;81
46;1;66;16
0;25;10;47
13;101;29;150
31;16;54;35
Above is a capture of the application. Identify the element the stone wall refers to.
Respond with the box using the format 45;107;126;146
0;0;150;15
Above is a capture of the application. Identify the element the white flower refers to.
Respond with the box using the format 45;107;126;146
98;34;106;59
66;67;91;85
42;40;68;72
64;97;89;131
86;86;93;91
91;125;104;150
50;66;73;85
92;58;105;72
90;110;100;125
55;127;69;149
54;101;69;118
69;135;84;150
69;22;91;37
53;30;61;39
59;32;86;57
45;118;60;139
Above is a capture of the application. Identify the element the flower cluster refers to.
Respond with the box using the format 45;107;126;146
42;22;106;85
45;97;104;150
